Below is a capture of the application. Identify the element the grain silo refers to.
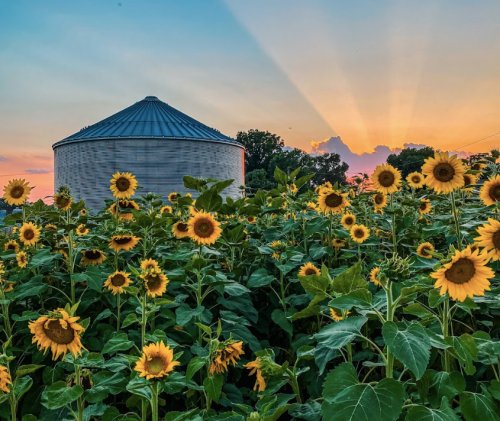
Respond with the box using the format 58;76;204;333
53;96;245;210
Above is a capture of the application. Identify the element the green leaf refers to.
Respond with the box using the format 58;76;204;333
183;175;204;191
41;381;83;409
429;289;447;308
382;322;430;380
84;371;127;403
315;316;367;350
247;268;274;288
13;375;33;401
331;262;367;294
323;362;358;402
322;378;405;421
9;278;48;300
186;357;206;383
425;370;465;408
445;334;477;375
290;304;322;320
122;313;138;328
86;265;106;291
406;398;461;421
298;274;330;295
16;364;44;378
102;333;134;355
274;167;288;185
271;309;293;336
176;304;205;326
203;374;223;403
460;392;500;421
195;188;222;212
329;289;372;310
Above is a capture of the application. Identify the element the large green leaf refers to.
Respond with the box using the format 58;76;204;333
406;397;460;421
322;378;405;421
460;392;500;421
329;289;372;310
315;316;367;350
186;357;206;383
425;370;465;408
195;188;222;212
331;262;367;294
41;381;83;409
445;334;477;375
203;374;223;403
323;363;358;402
382;322;430;380
298;274;330;295
247;268;274;288
101;333;134;355
271;309;293;336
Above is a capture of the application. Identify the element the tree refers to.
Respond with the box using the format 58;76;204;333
312;153;349;186
245;169;275;192
387;147;434;178
236;130;285;174
267;148;316;181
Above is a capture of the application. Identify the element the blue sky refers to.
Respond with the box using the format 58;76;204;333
1;0;500;198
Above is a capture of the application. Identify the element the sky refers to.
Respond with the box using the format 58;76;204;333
1;0;500;200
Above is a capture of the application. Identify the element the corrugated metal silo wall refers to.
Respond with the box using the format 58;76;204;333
54;138;245;210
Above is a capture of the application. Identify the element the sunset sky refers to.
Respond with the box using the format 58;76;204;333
1;0;500;201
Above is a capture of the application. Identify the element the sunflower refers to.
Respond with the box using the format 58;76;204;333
141;268;169;298
431;246;494;302
417;242;435;259
371;164;402;194
81;249;106;266
160;205;173;214
29;309;86;360
247;215;257;223
373;193;388;209
57;249;69;261
76;224;89;236
244;359;266;392
189;204;200;216
54;193;72;210
369;267;380;286
290;184;298;193
45;224;58;231
332;239;345;249
374;208;384;215
341;213;356;230
110;172;137;199
475;218;500;261
350;224;369;244
168;192;180;204
109;235;140;253
4;240;19;253
298;262;320;277
209;341;245;374
407;172;425;189
419;199;432;215
330;308;350;321
104;271;132;295
462;173;477;193
479;175;500;206
109;200;140;221
306;202;317;211
16;251;28;268
187;212;222;245
317;190;350;214
172;221;190;239
3;179;31;206
80;209;87;216
470;162;487;172
422;152;465;194
0;366;11;393
19;222;41;246
134;341;180;380
140;258;160;271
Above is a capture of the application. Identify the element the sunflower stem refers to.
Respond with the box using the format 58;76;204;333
150;381;159;421
385;281;395;378
442;298;452;372
75;365;84;421
286;368;302;404
450;192;462;251
116;293;121;331
390;195;397;256
141;293;147;348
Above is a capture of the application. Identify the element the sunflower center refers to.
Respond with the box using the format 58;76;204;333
177;223;188;232
472;163;480;171
420;203;428;211
194;219;214;238
111;274;126;287
7;244;16;250
489;185;500;202
374;194;384;205
345;217;354;225
147;275;162;291
119;201;135;209
79;227;86;233
463;175;472;186
10;186;25;199
444;258;475;285
378;171;395;187
412;176;420;184
147;356;166;374
23;229;34;240
354;229;365;238
85;250;102;260
57;197;70;207
43;320;75;345
116;177;131;192
114;237;132;245
433;163;455;182
325;193;343;208
492;230;500;250
420;246;431;257
305;268;317;275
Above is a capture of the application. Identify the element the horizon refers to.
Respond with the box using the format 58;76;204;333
1;0;500;201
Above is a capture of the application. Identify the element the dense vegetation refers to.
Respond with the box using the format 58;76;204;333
0;152;499;421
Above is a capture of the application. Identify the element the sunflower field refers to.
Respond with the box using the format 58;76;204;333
0;152;500;421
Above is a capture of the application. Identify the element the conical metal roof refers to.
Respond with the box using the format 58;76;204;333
53;96;241;148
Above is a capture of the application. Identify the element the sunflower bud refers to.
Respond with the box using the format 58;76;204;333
247;413;261;421
379;255;411;282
